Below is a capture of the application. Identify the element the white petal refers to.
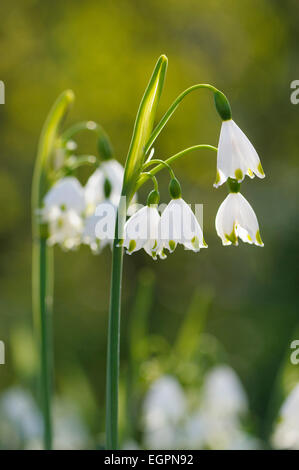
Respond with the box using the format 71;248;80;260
44;177;85;214
122;206;149;254
236;193;263;246
215;194;239;245
142;207;161;259
85;159;124;212
85;168;105;212
215;193;263;246
47;208;83;250
160;199;207;253
231;121;265;179
215;120;265;187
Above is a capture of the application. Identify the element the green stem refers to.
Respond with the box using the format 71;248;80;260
32;238;53;449
136;144;217;189
106;210;125;450
32;90;74;449
145;84;219;153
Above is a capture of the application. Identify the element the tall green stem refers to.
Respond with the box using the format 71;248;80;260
32;239;53;448
106;214;124;450
105;56;167;450
32;90;74;449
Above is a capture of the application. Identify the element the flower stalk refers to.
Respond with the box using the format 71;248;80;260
31;90;74;449
106;55;168;450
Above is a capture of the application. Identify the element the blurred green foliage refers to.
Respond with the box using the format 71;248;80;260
0;0;299;446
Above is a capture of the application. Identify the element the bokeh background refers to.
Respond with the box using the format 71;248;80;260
0;0;299;449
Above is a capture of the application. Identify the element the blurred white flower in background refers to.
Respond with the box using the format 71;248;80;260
272;383;299;450
0;387;42;448
42;177;85;250
83;200;117;253
0;388;90;450
142;366;259;450
142;375;187;449
85;159;124;212
200;366;248;416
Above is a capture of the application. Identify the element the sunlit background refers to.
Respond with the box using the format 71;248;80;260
0;0;299;449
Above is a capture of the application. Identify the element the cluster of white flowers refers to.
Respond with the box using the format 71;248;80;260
41;159;124;252
142;367;259;450
121;119;265;259
41;120;265;256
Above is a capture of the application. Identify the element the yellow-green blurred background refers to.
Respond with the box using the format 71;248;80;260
0;0;299;448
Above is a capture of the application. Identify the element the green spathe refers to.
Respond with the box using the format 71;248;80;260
122;55;168;201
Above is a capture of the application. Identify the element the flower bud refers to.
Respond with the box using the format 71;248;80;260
214;90;232;121
147;189;160;206
169;178;181;199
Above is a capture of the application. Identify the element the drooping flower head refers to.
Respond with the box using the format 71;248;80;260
159;178;207;254
85;159;124;213
215;187;263;247
41;177;85;250
214;119;265;188
123;189;164;260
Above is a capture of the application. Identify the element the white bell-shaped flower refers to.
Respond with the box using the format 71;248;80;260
46;207;83;250
85;159;124;212
214;119;265;188
43;177;85;215
215;192;264;247
42;177;85;250
122;205;163;260
83;200;116;253
159;198;207;253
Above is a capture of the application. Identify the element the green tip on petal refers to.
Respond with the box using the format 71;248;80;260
128;239;136;253
225;228;238;245
215;170;221;186
169;240;176;251
191;236;199;250
234;168;243;181
256;230;264;246
257;162;265;176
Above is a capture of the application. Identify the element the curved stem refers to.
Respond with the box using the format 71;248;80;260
136;144;217;190
61;120;114;160
142;158;175;178
141;172;159;192
145;84;219;153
